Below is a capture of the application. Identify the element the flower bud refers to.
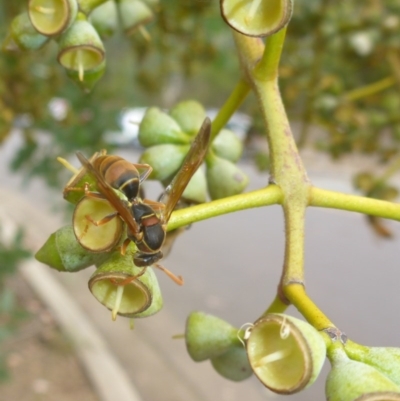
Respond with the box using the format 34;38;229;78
211;345;253;382
35;225;109;272
346;343;400;387
326;347;400;401
212;128;243;163
73;196;123;252
89;250;163;319
139;144;190;182
139;107;191;147
89;1;117;39
169;100;207;137
181;168;207;204
28;0;78;36
246;314;326;394
57;16;105;79
9;12;49;51
220;0;293;37
118;0;154;35
185;311;240;362
66;59;105;92
206;154;248;200
353;172;375;192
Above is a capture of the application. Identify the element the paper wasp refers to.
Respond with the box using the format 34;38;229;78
73;117;211;284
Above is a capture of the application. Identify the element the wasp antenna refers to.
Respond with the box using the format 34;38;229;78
154;264;184;286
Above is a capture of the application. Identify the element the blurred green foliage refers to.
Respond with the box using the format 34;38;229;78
1;0;400;197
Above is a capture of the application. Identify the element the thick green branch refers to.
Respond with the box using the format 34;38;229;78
167;185;283;231
310;187;400;221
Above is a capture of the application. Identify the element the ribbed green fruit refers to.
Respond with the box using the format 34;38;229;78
212;128;243;163
211;345;253;382
118;0;153;35
35;225;109;272
169;100;207;137
186;311;240;362
89;1;117;38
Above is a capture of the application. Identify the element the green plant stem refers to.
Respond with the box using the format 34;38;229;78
261;295;288;316
310;187;400;221
210;79;251;142
342;76;396;102
167;185;283;231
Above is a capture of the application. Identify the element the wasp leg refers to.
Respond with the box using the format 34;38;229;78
135;163;153;182
109;267;147;286
154;264;184;286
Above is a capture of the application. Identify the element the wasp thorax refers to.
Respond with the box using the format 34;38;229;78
28;0;78;36
185;312;242;362
246;314;326;394
326;347;400;401
220;0;293;37
89;250;163;320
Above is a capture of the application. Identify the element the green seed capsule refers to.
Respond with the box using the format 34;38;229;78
66;59;105;93
246;314;326;394
35;225;109;272
139;107;191;147
169;100;207;137
57;16;105;75
326;347;400;401
181;168;207;204
211;345;253;382
220;0;293;37
28;0;78;36
118;0;154;35
206;154;248;200
89;250;163;319
9;12;49;51
89;1;117;39
185;311;241;362
212;128;243;163
139;144;190;182
346;342;400;388
78;0;109;15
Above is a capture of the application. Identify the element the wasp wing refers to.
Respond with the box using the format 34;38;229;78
76;152;140;234
160;117;211;221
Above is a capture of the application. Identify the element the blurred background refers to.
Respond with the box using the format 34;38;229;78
1;0;400;400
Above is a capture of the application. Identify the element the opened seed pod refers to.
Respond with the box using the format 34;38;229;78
66;59;105;92
35;225;110;272
211;345;253;382
89;250;163;319
139;107;191;147
206;154;248;200
169;100;207;137
186;312;241;362
139;144;190;182
73;196;123;252
246;313;326;394
57;17;105;78
220;0;293;37
118;0;154;35
326;346;400;401
346;342;400;387
28;0;78;36
9;12;50;51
